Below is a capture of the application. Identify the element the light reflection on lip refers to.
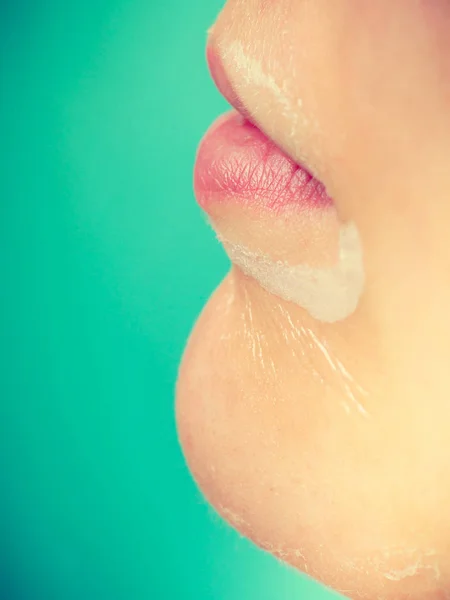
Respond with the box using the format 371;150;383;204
206;44;252;121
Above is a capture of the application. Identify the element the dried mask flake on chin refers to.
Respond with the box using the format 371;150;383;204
221;221;365;324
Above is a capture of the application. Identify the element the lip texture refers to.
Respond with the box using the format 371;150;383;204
195;46;332;214
194;112;331;214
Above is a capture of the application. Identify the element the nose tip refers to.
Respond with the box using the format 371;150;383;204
206;42;252;120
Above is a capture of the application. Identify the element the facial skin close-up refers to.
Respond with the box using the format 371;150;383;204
176;1;450;599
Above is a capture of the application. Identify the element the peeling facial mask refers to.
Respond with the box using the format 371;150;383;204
222;221;364;323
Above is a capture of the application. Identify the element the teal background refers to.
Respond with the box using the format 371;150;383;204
1;1;342;598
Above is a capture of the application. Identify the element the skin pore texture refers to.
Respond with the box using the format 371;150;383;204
177;1;450;599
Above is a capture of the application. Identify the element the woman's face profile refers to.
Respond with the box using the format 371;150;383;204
177;2;450;598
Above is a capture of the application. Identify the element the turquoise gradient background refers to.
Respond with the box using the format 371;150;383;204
1;1;343;598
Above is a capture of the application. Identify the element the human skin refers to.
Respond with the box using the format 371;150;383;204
176;1;450;598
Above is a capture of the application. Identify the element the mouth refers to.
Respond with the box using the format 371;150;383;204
192;42;365;324
194;45;333;215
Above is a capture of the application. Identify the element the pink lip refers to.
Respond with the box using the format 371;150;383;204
194;45;331;214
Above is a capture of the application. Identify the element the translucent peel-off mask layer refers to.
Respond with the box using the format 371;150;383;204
221;221;364;323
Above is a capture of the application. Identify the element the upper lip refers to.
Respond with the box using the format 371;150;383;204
205;40;319;183
206;43;252;121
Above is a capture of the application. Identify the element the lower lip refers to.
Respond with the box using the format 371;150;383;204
194;111;332;215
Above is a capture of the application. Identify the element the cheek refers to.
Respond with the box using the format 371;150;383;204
332;0;450;181
288;0;450;190
421;0;450;99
